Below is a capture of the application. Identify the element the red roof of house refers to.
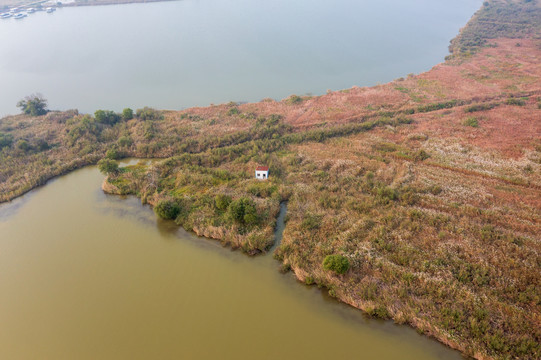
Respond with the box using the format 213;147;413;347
256;166;269;171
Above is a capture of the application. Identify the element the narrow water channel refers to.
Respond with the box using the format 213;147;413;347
269;201;287;253
0;163;465;359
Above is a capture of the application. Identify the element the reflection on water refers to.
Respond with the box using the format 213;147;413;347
0;196;28;222
0;166;465;359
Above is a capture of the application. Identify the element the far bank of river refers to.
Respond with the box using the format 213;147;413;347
0;161;465;359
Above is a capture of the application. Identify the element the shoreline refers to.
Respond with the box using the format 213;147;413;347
62;0;178;7
0;0;177;11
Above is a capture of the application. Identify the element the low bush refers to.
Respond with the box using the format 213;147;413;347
154;199;181;220
464;117;479;127
286;95;303;105
0;132;13;149
465;102;499;112
136;107;163;121
414;149;430;161
323;254;350;274
215;194;232;211
417;100;460;113
505;98;526;106
227;107;240;116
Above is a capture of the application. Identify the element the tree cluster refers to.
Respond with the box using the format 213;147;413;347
17;94;48;116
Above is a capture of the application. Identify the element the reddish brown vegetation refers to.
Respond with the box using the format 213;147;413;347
182;38;541;158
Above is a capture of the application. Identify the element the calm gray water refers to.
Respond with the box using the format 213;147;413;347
0;0;481;116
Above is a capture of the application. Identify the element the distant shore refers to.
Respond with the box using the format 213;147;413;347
62;0;178;7
0;0;177;11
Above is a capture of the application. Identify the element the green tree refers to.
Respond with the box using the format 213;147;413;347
323;254;350;274
17;94;48;116
94;110;121;125
97;158;119;176
154;199;181;220
122;108;134;120
228;197;258;225
105;147;121;160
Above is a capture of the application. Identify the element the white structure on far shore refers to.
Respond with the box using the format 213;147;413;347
255;166;269;180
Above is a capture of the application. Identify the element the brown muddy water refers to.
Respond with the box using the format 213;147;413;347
0;162;465;359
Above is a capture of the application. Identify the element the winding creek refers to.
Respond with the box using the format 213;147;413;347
0;162;466;359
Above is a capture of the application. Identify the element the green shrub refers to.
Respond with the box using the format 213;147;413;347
286;95;303;105
323;254;350;274
154;199;181;220
0;132;13;149
377;186;398;203
227;107;240;116
429;185;443;195
280;263;291;273
414;149;430;161
142;121;156;140
15;139;32;152
301;213;322;230
506;98;525;106
35;139;50;152
215;194;232;211
247;182;277;198
417;100;459;113
136;107;163;121
464;117;479;127
368;306;390;319
465;103;499;112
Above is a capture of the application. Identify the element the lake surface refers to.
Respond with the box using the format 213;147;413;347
0;163;466;359
0;0;481;116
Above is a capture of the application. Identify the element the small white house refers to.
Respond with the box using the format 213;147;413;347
255;166;269;180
